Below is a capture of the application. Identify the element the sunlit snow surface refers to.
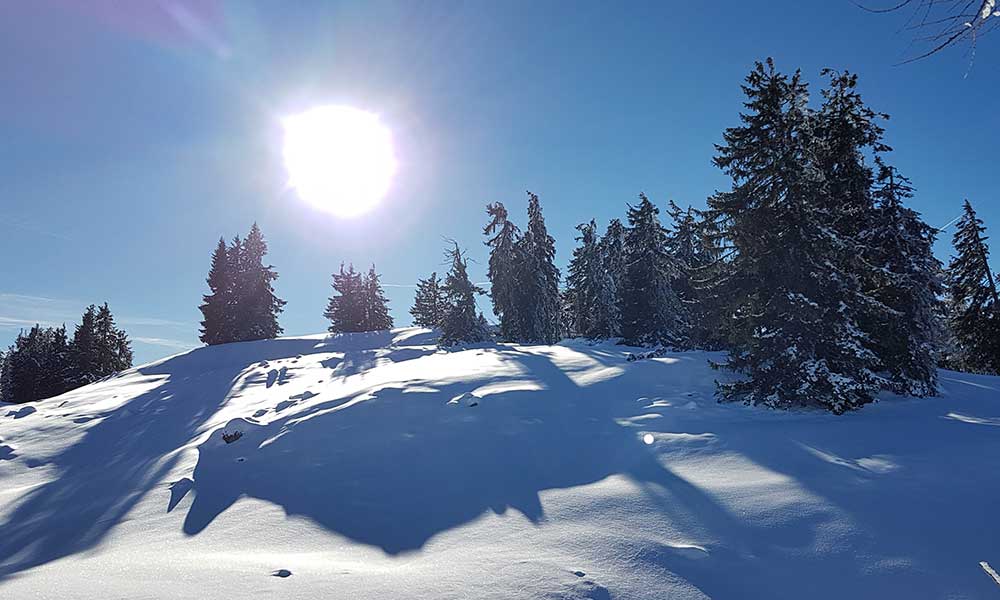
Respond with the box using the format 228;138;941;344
1;328;998;598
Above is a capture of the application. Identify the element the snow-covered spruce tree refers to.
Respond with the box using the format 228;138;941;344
226;235;246;342
440;242;490;345
71;304;98;384
483;202;524;341
598;218;627;337
946;200;1000;373
811;70;942;395
239;223;286;341
666;201;723;348
516;192;562;344
861;159;943;395
813;70;888;241
410;272;448;328
619;193;686;347
2;325;75;403
566;220;618;339
199;237;231;345
325;263;366;333
360;265;393;331
708;59;880;413
565;220;600;337
94;303;132;376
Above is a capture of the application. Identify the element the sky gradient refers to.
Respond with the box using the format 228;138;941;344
2;0;997;364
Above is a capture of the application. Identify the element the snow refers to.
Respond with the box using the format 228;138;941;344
1;327;998;598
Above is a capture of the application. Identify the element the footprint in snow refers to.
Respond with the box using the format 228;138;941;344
272;569;292;578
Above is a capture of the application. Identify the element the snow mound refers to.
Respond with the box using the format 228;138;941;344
0;327;998;599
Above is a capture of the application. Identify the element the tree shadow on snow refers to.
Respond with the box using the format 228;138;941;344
180;345;747;558
0;337;323;580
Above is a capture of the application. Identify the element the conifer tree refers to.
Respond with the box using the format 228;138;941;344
227;235;246;341
813;69;888;240
410;272;448;328
325;263;366;333
44;325;75;397
94;303;118;376
483;202;524;341
71;305;98;384
691;208;732;350
566;220;618;339
708;59;880;413
666;201;722;348
440;243;490;345
516;192;561;344
946;200;1000;373
239;223;285;341
566;220;600;337
863;159;943;395
598;218;627;337
199;237;231;345
1;325;75;403
361;264;393;331
619;193;686;347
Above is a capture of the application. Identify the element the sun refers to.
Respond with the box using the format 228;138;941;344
281;105;397;217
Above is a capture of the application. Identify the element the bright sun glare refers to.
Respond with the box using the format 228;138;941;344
282;105;397;217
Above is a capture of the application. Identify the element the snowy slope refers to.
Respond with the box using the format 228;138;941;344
1;328;998;599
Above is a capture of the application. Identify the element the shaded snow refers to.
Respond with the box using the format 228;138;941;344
0;328;998;598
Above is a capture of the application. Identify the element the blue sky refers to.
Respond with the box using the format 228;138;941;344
2;1;997;364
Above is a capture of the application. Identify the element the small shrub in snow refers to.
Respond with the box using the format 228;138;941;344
222;430;243;444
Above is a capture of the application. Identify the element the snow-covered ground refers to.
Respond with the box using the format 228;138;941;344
1;328;998;598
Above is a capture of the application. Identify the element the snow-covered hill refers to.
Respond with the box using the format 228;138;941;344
1;328;998;598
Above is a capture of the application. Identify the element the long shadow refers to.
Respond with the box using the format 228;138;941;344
0;337;323;579
635;368;1000;599
181;344;746;557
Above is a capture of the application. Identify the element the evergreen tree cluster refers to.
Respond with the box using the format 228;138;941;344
704;60;945;412
0;303;133;404
325;264;394;333
186;62;997;416
409;242;490;345
199;223;286;345
481;192;562;344
563;196;718;348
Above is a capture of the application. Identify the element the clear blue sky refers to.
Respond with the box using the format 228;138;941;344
2;1;997;364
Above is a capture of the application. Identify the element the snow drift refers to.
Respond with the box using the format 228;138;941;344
1;328;998;598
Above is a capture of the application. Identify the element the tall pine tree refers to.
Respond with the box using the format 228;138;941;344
946;200;1000;373
666;201;723;348
239;223;286;341
410;272;448;328
708;59;880;413
863;159;943;395
619;193;686;347
199;237;231;345
326;263;366;333
566;220;618;339
516;192;561;344
94;303;130;376
361;264;393;331
440;242;490;345
483;202;524;341
71;305;98;384
598;218;627;337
